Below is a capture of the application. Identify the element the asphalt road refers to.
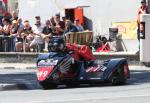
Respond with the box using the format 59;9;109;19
0;66;150;103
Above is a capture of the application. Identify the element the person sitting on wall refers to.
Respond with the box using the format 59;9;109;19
63;20;79;43
64;20;79;35
74;19;84;32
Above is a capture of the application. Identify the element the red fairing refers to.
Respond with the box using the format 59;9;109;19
66;43;96;61
79;45;96;61
124;64;130;78
65;43;80;60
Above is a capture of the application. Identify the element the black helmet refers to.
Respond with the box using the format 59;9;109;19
48;37;65;52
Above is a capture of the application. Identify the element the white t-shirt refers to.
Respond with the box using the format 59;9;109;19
32;24;44;34
31;24;44;45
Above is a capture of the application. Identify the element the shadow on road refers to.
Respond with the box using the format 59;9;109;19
57;69;150;90
0;72;42;90
128;69;150;85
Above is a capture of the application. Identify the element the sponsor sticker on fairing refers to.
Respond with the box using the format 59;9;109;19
38;59;58;67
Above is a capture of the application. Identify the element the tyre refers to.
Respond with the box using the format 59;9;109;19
39;81;57;89
111;63;127;85
143;62;150;67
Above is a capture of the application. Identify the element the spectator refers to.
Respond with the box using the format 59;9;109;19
50;16;56;26
62;16;66;23
42;20;53;40
3;11;11;20
64;20;79;35
0;25;2;34
10;20;20;51
16;20;33;52
0;18;11;52
137;0;148;40
10;20;19;37
17;18;24;30
9;19;24;51
0;16;3;26
32;16;44;34
10;11;18;22
74;19;84;32
54;13;65;35
41;20;54;51
1;18;11;36
30;16;44;52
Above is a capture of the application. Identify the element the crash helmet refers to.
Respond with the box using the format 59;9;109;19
48;37;66;52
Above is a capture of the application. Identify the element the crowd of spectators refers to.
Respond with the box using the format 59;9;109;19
0;11;84;52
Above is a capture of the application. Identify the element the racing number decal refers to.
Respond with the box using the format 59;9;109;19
38;70;48;78
37;67;53;81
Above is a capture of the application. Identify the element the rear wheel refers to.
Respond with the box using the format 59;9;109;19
111;63;127;85
143;62;150;67
39;81;57;89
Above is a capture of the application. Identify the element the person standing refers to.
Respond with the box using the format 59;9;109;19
10;11;18;22
30;16;44;52
54;13;65;36
137;0;148;40
1;18;11;52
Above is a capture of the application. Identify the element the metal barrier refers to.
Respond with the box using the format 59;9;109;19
0;36;14;52
0;31;93;52
65;31;93;45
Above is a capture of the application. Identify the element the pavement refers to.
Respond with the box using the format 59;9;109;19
0;63;37;69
